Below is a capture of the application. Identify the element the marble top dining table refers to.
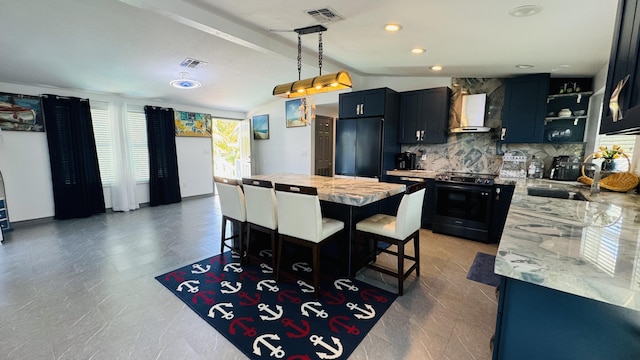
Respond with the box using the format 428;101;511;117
249;173;406;207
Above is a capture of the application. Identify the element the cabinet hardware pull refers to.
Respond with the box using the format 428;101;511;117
420;130;425;141
501;128;507;141
415;130;420;141
361;103;364;115
610;74;630;122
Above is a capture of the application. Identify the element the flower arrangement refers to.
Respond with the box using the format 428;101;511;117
594;145;625;159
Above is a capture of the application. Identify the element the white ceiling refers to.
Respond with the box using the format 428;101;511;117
0;0;620;113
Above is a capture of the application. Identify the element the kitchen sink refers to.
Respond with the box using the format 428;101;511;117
527;187;588;201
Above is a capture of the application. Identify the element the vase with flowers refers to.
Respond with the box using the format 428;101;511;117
594;145;625;171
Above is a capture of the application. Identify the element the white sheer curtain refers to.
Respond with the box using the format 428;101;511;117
110;101;139;212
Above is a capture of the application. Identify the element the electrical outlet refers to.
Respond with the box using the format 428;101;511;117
421;154;427;161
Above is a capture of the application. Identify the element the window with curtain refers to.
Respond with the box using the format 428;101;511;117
144;106;181;206
90;101;116;184
126;107;150;182
42;94;105;219
91;102;150;184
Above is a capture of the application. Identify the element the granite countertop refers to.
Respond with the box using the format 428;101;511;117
495;178;640;311
251;173;405;207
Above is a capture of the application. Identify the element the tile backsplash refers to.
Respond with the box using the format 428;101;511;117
402;133;585;176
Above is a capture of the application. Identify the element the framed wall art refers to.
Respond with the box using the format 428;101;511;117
285;98;307;128
252;114;269;140
0;92;45;132
174;110;212;137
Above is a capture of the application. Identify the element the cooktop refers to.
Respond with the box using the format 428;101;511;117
434;172;497;185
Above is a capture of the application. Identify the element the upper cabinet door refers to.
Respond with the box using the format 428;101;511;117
339;93;363;118
421;87;451;144
398;87;450;144
600;0;640;134
398;90;421;143
501;74;549;143
338;88;387;118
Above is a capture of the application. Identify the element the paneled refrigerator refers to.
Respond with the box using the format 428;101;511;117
334;117;387;179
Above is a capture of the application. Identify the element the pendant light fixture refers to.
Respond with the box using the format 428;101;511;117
273;25;352;98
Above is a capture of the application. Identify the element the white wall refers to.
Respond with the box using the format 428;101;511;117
248;98;313;175
0;82;243;222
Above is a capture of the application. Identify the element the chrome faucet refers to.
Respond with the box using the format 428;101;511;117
560;161;600;195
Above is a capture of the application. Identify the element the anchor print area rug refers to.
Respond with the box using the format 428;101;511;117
155;251;397;360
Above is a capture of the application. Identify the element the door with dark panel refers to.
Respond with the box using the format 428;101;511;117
314;115;334;177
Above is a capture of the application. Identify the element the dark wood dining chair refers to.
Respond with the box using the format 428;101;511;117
274;183;344;298
355;182;426;295
214;176;247;262
242;178;278;270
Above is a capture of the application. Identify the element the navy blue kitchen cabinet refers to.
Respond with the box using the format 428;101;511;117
398;87;451;144
600;0;640;134
500;74;550;143
493;277;640;360
488;183;514;243
339;88;392;118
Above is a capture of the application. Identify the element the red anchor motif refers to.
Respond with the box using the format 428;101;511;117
191;290;216;305
328;315;361;335
238;291;261;306
277;289;302;304
204;271;225;283
281;318;311;338
287;356;312;360
321;290;346;305
164;270;186;282
360;288;388;303
229;316;257;337
239;270;260;282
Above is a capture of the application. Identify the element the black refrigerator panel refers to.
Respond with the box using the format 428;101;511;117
355;118;383;178
335;118;357;176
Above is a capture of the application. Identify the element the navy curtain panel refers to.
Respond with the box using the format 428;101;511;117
42;95;105;220
144;106;181;206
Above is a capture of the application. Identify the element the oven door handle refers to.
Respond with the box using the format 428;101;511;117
434;182;492;193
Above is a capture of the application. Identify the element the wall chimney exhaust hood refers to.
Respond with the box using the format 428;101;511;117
451;93;491;133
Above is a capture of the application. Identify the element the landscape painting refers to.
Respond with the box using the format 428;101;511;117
285;98;307;128
252;114;269;139
0;92;45;132
174;111;212;137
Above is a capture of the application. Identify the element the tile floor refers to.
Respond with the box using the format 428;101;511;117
0;196;499;360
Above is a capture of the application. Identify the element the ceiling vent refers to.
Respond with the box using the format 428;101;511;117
305;7;344;23
179;58;208;69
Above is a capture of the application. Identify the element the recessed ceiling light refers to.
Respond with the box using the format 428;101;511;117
559;64;570;68
431;65;443;71
515;64;534;69
411;48;426;54
509;5;542;17
384;23;402;32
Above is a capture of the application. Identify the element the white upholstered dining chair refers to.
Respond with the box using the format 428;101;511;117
355;182;426;295
274;183;344;298
214;176;247;262
242;178;278;270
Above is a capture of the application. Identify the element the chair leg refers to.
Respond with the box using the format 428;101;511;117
414;232;420;277
238;222;246;264
245;225;252;264
397;241;405;296
220;216;227;255
312;244;320;299
270;231;277;273
276;235;284;282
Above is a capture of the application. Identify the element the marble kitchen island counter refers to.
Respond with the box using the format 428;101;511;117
251;173;405;206
492;178;640;360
